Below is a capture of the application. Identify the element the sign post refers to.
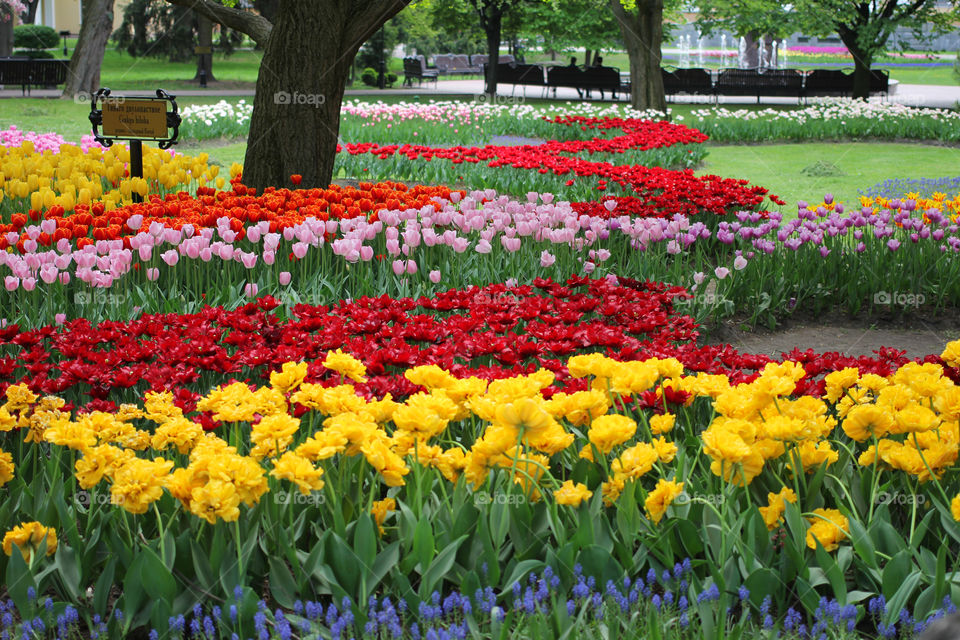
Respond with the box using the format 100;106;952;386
89;88;181;203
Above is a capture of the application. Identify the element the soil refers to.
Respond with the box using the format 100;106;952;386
700;312;960;360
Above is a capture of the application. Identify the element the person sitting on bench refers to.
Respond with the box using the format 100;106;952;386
566;56;583;98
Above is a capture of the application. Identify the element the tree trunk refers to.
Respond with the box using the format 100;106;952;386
21;0;39;24
740;30;760;70
839;29;873;100
241;2;356;190
0;10;13;58
193;12;216;82
609;0;665;112
62;0;115;98
760;34;774;70
482;7;502;96
584;48;593;67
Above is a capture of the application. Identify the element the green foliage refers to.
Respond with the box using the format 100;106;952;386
361;67;379;87
113;0;244;63
12;49;55;59
12;24;59;50
692;0;799;39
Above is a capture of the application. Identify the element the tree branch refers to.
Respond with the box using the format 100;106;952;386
164;0;273;44
343;0;412;53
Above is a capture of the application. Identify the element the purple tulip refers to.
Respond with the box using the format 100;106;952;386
887;239;901;251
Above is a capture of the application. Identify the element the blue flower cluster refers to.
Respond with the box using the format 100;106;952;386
860;176;960;200
2;561;959;640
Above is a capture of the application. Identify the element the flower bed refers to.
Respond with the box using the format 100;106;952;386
1;320;958;636
0;276;937;415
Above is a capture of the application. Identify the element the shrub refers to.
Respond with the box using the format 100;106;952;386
361;66;379;87
386;71;398;87
12;49;56;59
13;25;60;50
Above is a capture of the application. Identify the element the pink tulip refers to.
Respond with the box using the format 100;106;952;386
246;227;262;243
406;259;418;275
126;214;143;231
715;267;730;280
429;270;441;283
293;242;309;259
55;313;66;325
540;250;556;268
218;245;234;261
733;255;748;270
360;246;374;261
146;268;159;281
40;265;58;284
161;250;179;266
475;239;492;254
604;200;617;212
40;219;56;235
392;260;404;276
279;271;291;286
244;283;258;297
58;273;70;285
200;248;213;262
138;245;153;261
23;239;37;253
583;261;595;274
4;276;19;291
241;252;258;269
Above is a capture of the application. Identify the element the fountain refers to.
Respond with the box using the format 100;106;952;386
781;38;788;68
679;34;691;68
720;34;728;67
696;32;704;66
738;36;747;69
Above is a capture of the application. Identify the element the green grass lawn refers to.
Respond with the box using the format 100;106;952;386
4;95;959;210
698;142;960;209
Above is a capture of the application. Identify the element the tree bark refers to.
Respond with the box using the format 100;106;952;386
166;0;272;45
20;0;39;24
0;9;13;58
609;0;665;112
241;0;409;191
193;12;215;82
740;30;760;70
62;0;115;98
476;2;503;97
838;25;874;100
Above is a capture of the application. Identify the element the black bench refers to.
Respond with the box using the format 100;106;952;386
661;67;714;97
803;69;851;98
493;62;545;95
0;58;69;95
715;68;805;103
402;56;438;88
547;65;623;98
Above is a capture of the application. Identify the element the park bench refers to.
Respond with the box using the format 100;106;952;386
546;65;623;98
0;58;69;95
715;68;805;103
492;62;546;95
661;67;714;98
402;56;439;88
662;66;891;103
434;54;482;75
803;69;852;98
